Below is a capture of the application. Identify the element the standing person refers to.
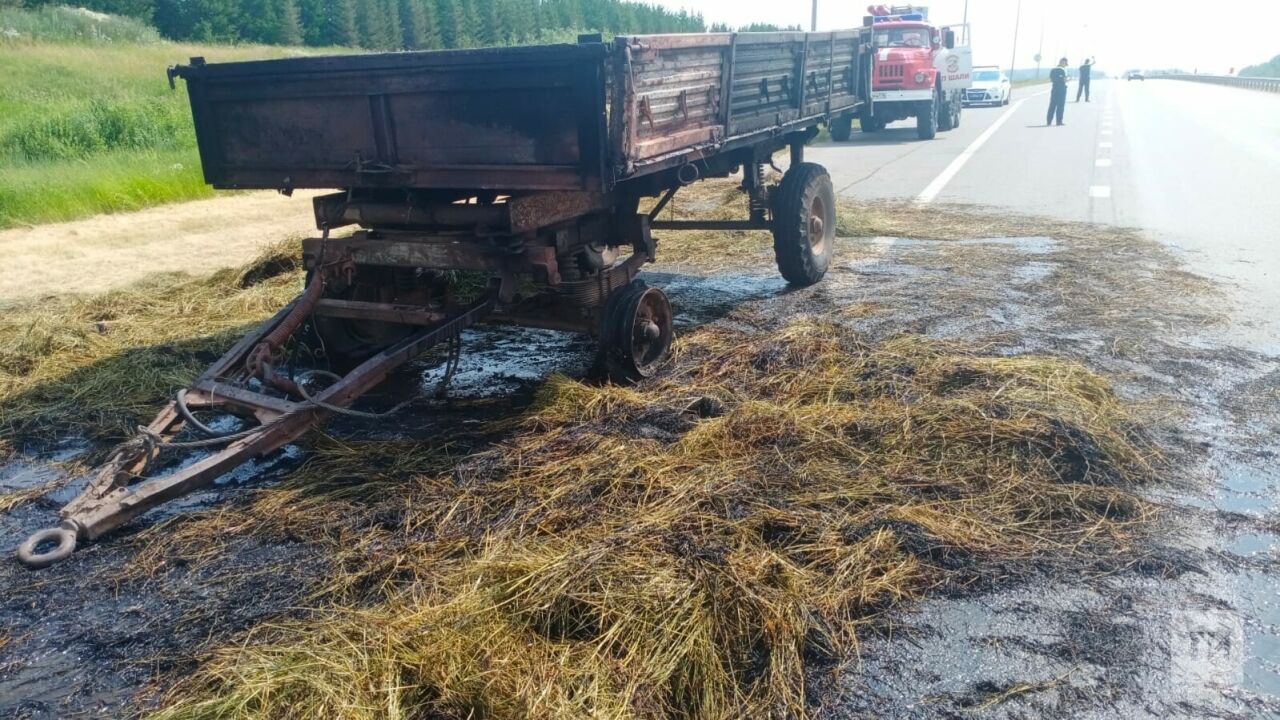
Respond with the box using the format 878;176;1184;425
1077;56;1095;102
1047;57;1069;126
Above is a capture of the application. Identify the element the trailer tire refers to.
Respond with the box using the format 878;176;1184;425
600;280;673;384
917;94;938;140
829;114;853;142
772;162;836;286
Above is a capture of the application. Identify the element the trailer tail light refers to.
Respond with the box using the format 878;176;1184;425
914;71;927;83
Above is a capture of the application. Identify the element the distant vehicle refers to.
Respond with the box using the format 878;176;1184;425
1125;70;1145;81
836;4;972;141
964;65;1011;106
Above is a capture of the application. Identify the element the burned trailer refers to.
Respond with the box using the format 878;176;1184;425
17;30;874;568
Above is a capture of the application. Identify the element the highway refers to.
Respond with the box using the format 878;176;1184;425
806;78;1280;350
802;77;1280;713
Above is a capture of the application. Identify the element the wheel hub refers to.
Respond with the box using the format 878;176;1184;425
602;281;674;382
808;195;831;254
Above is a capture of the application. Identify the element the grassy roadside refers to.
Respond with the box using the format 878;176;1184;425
0;9;342;229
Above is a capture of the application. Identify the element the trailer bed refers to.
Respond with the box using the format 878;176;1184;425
172;30;873;194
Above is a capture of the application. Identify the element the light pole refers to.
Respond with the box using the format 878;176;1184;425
811;0;818;31
1035;15;1044;79
1008;0;1022;84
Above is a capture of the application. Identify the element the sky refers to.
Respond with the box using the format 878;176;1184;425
647;0;1279;75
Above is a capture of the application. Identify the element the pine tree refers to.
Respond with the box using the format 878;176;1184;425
327;0;359;46
238;0;282;43
398;0;427;48
382;0;403;48
355;0;399;48
434;0;459;47
278;0;304;44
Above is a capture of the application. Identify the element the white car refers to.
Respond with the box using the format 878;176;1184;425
964;66;1011;106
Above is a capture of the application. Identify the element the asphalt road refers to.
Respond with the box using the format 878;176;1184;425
807;78;1280;351
808;78;1280;712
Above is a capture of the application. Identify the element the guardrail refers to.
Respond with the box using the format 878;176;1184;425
1147;74;1280;93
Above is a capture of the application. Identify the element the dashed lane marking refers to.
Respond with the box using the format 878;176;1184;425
914;89;1049;204
1096;158;1113;167
1089;185;1112;198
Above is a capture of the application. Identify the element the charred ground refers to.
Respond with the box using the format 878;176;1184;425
0;184;1277;719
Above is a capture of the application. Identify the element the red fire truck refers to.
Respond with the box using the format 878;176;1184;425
831;5;972;141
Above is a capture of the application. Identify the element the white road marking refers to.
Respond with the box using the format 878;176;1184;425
1100;141;1113;148
1100;129;1113;135
1089;185;1112;198
915;91;1046;204
1096;158;1112;167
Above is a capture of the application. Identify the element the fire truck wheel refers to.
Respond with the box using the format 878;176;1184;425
917;94;939;140
600;280;673;384
829;114;853;142
938;102;954;131
772;162;836;286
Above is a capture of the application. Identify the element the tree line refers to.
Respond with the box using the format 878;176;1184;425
1240;54;1280;78
18;0;716;48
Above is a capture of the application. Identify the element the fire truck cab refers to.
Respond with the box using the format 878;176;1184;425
832;5;972;141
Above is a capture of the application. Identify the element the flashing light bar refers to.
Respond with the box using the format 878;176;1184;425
867;4;927;21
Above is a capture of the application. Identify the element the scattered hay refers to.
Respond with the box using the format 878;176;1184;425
645;177;1220;344
0;172;1185;719
0;474;66;514
967;673;1070;710
0;240;303;446
149;318;1159;720
642;170;781;271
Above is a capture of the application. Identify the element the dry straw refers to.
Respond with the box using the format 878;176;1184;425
0;181;1176;719
146;316;1158;720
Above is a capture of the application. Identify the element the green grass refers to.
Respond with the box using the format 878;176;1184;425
0;149;213;228
0;8;344;229
0;4;161;43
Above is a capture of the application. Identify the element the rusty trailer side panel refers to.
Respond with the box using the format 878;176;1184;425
180;43;611;193
613;30;871;176
174;30;871;194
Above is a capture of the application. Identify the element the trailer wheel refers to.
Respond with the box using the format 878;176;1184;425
772;162;836;286
917;94;938;139
829;114;853;142
600;280;673;383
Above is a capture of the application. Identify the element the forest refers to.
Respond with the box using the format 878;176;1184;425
1240;53;1280;78
11;0;722;49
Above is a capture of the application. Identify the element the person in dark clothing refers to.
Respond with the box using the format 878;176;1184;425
1047;57;1069;126
1077;57;1095;102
